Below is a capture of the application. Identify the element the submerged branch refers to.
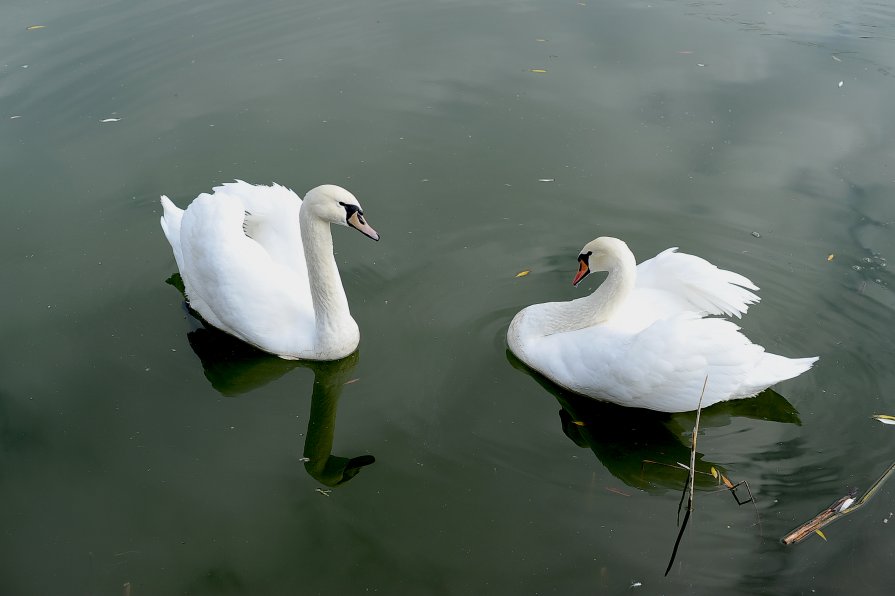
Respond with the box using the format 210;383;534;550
665;376;707;576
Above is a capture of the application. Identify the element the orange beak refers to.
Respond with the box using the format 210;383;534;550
572;259;590;286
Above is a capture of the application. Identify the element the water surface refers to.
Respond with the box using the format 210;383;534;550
2;0;894;593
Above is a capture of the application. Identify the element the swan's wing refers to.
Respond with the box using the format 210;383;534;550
529;314;768;412
635;248;759;318
207;181;308;274
179;192;314;352
211;180;301;217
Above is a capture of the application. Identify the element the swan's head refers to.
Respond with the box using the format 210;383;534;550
304;185;380;241
572;236;630;286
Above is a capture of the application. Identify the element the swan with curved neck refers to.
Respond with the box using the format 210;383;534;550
160;181;379;360
508;236;817;412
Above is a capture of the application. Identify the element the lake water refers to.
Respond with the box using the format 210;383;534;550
2;0;894;593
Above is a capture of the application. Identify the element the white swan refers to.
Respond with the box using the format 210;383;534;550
159;180;379;361
508;237;817;412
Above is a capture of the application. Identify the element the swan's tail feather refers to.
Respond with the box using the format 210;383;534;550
159;195;185;273
740;353;818;397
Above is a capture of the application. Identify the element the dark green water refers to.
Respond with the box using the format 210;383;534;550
2;0;894;593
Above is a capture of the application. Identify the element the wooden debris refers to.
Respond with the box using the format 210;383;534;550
782;461;895;544
782;492;856;545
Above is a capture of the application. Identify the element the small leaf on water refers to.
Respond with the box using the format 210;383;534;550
100;118;122;123
515;270;531;278
26;25;46;30
815;529;827;541
529;68;547;73
538;178;555;182
872;414;895;426
721;474;735;489
710;466;718;479
571;420;585;426
827;254;835;261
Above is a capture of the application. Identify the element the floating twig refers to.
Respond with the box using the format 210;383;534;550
782;460;895;544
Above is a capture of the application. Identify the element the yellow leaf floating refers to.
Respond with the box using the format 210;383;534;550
572;420;585;427
710;466;718;479
872;414;895;426
27;25;46;30
515;270;531;278
529;68;547;73
827;254;835;261
815;529;827;541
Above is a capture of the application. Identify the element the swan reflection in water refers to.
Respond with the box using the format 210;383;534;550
507;350;800;492
169;274;375;486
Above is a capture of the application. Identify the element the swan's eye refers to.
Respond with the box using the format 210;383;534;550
578;251;592;265
339;201;368;225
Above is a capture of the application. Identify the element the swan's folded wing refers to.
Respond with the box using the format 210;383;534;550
531;314;766;412
635;248;760;318
179;193;314;349
624;315;767;411
208;181;309;276
211;180;301;217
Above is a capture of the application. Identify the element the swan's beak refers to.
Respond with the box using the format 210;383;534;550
347;211;380;241
572;259;590;286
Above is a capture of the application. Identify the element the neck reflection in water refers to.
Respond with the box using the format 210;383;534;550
169;273;375;487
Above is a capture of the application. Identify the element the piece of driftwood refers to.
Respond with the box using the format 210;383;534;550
781;492;857;545
782;460;895;545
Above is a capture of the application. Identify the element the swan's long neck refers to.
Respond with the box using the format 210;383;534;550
300;211;355;352
543;250;637;335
